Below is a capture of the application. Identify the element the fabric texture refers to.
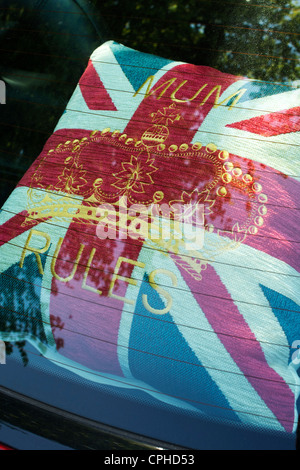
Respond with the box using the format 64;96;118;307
0;40;299;436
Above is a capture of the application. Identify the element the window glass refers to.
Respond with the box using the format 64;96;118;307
0;0;299;450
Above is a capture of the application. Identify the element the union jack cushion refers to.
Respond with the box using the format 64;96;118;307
0;40;299;443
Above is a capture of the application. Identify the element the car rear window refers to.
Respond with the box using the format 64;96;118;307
0;0;299;450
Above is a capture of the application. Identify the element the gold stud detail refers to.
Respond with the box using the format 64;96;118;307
252;182;262;193
153;191;164;202
258;193;268;203
157;144;166;151
179;143;189;152
218;150;229;160
192;142;202;151
243;174;253;184
217;186;227;197
206;143;217;153
248;225;258;235
223;162;234;172
222;173;232;184
255;216;264;227
232;167;242;177
258;205;267;216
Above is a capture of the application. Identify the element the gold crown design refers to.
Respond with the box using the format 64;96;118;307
25;103;268;280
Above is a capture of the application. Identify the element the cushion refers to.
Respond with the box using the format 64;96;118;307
0;40;299;444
